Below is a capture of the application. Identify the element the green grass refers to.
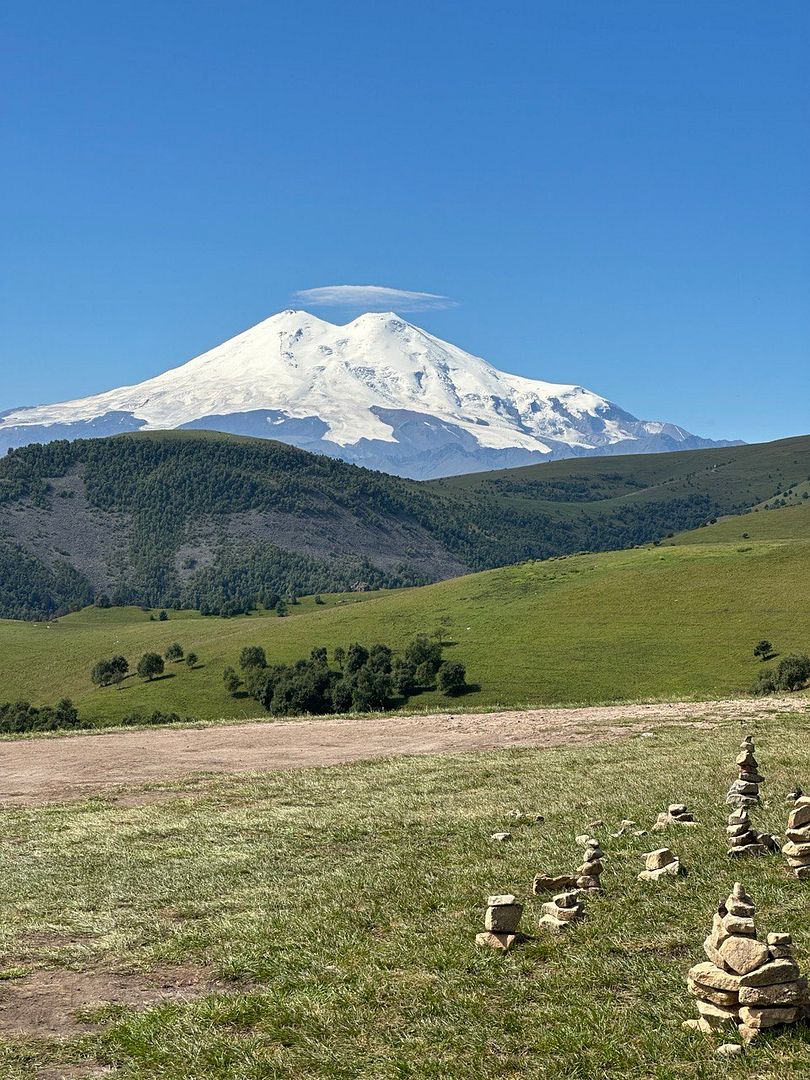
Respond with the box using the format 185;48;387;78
2;716;810;1077
1;503;810;721
669;501;810;546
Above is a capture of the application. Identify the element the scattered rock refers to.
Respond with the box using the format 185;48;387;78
490;832;511;842
532;873;576;894
637;847;686;882
715;1042;744;1058
652;804;697;831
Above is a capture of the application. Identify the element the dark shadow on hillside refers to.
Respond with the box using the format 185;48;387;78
446;683;481;698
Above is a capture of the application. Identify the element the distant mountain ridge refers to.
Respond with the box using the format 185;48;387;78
1;429;807;621
0;311;738;477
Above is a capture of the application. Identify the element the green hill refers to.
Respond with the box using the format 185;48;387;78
2;430;810;620
1;500;808;723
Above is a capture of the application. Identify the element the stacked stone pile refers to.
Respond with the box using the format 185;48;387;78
638;847;686;882
726;736;765;808
738;933;808;1037
685;883;808;1041
726;807;769;858
538;890;586;931
575;835;604;894
533;836;604;895
653;803;698;831
783;795;810;879
476;894;525;952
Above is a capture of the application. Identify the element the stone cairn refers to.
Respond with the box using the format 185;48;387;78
685;883;808;1042
538;890;586;931
783;795;810;879
476;893;525;952
653;803;698;831
638;847;686;882
574;834;604;894
532;835;604;896
726;736;764;808
726;806;779;858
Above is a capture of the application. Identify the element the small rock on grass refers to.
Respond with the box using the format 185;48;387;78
715;1043;744;1058
490;832;511;842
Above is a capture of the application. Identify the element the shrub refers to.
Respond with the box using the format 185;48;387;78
223;666;241;694
158;609;169;621
775;654;810;692
753;640;773;661
437;660;467;696
239;646;267;671
90;655;129;687
404;635;443;677
185;652;198;668
752;669;776;696
94;593;111;608
136;652;164;681
121;710;186;726
753;655;810;695
165;642;184;662
345;643;370;673
414;661;437;688
392;658;417;695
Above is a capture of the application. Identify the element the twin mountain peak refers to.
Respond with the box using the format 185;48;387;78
0;310;737;478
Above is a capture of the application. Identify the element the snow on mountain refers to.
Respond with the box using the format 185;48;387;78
0;310;737;478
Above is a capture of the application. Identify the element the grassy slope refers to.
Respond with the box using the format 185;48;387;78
2;718;810;1078
1;499;809;720
431;433;810;508
668;501;810;545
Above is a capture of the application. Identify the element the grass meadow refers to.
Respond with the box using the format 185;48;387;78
1;506;809;722
2;715;810;1077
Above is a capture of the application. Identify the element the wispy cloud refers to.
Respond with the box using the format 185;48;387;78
292;284;458;312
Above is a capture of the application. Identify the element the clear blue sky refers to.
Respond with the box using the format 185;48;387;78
1;1;808;444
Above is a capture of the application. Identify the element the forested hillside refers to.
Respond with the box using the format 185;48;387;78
1;430;808;620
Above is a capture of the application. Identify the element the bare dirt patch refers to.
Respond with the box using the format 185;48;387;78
0;964;228;1037
35;1065;115;1080
0;698;805;807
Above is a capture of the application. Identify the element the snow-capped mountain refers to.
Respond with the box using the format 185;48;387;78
0;310;737;478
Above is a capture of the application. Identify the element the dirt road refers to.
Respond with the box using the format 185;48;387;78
1;698;806;806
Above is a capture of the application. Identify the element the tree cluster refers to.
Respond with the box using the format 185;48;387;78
224;634;468;716
753;654;810;696
0;698;84;734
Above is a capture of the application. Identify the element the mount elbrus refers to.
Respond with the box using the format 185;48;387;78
0;311;736;478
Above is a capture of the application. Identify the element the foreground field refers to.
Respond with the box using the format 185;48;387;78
1;709;810;1078
1;500;810;721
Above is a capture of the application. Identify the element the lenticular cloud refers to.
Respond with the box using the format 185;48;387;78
292;285;457;311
